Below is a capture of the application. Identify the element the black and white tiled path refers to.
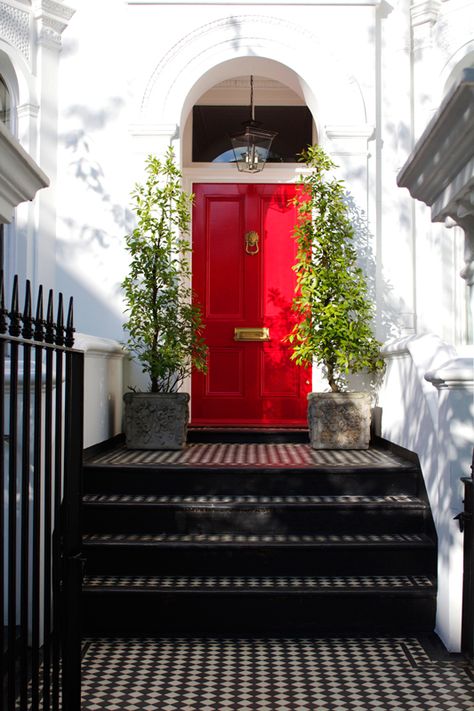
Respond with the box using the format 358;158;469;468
81;636;474;710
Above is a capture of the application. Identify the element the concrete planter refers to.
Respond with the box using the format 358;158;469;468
123;392;190;450
307;392;371;450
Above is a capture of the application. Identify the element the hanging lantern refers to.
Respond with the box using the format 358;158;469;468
229;76;278;173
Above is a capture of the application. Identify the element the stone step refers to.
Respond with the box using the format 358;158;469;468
82;531;436;577
82;573;436;635
82;493;429;535
83;445;420;497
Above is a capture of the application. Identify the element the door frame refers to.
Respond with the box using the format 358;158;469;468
186;172;310;424
182;165;306;410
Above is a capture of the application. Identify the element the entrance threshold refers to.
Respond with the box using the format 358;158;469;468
187;426;309;444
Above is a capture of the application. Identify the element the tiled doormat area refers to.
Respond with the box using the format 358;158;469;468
87;444;409;469
81;636;474;710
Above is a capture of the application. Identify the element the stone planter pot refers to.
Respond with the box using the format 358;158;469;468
307;392;371;450
123;392;190;450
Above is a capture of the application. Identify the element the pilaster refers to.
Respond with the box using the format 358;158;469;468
410;0;441;139
29;0;75;288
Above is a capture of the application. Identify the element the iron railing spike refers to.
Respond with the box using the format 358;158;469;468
22;279;33;340
34;285;45;342
56;292;65;346
45;288;55;344
9;274;21;337
65;296;75;348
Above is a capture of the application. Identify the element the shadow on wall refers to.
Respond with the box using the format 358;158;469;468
345;191;405;342
57;100;134;341
56;263;124;342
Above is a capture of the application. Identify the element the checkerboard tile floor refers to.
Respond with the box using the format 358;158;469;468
81;636;474;710
89;444;410;469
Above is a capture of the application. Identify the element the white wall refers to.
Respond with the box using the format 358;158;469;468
378;336;474;651
74;334;125;449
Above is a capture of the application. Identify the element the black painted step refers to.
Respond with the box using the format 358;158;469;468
81;439;437;636
82;493;429;535
187;428;309;443
83;465;421;498
82;531;436;577
82;573;436;634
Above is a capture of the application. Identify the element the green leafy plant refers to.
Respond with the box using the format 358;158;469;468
122;147;207;393
287;145;384;392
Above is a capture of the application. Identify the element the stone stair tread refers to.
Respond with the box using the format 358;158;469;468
83;573;436;592
83;531;433;546
82;493;426;507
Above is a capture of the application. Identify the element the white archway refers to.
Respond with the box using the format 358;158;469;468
136;13;368;141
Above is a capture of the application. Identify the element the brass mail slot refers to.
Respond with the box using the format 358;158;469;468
234;327;270;342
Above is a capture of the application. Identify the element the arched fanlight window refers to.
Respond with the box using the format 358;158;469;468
0;74;11;127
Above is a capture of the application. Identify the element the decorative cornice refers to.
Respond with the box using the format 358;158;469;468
410;0;441;27
398;69;474;293
0;119;49;223
32;0;75;49
16;102;40;120
397;69;474;210
0;2;30;62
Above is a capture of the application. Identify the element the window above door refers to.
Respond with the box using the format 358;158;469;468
192;105;313;164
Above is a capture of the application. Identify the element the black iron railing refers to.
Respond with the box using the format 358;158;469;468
461;451;474;659
1;273;83;710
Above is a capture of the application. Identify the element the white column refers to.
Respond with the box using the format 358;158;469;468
31;0;75;290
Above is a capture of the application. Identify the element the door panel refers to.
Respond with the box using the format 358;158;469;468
206;198;245;318
192;183;310;426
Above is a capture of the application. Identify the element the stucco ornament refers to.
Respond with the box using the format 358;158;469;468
0;2;30;61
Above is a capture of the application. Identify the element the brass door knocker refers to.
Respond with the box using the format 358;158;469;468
245;231;259;255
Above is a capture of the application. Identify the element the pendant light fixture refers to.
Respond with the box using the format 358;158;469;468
229;75;278;173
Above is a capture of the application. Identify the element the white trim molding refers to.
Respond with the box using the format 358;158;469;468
0;119;49;223
425;356;474;389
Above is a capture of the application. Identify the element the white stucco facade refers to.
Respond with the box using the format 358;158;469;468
1;0;473;651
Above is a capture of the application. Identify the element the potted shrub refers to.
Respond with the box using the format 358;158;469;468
287;145;384;449
122;148;207;450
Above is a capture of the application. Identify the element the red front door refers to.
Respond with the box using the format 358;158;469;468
191;183;310;426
